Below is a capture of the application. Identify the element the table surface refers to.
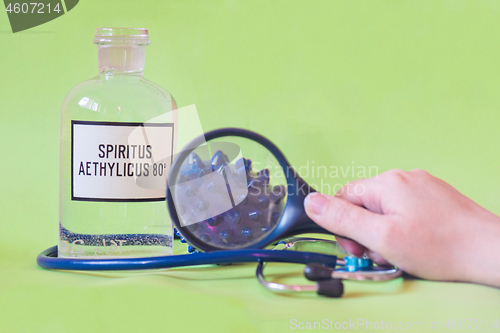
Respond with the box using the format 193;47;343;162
2;1;500;332
0;237;500;332
2;239;500;332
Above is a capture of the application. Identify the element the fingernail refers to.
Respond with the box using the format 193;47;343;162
305;193;328;215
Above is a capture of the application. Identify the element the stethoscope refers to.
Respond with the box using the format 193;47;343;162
37;128;402;297
37;239;401;298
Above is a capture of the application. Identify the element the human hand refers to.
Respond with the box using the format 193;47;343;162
304;169;500;287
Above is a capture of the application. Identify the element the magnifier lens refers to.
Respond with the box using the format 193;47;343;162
170;136;288;250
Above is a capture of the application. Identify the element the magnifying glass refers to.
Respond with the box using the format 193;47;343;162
167;128;332;252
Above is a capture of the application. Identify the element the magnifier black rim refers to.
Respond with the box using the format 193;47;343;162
166;127;293;252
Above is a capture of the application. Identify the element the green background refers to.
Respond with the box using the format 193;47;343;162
1;1;500;332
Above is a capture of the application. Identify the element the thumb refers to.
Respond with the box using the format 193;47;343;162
304;192;386;250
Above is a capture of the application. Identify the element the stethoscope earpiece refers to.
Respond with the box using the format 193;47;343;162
316;279;344;298
304;262;334;281
304;263;344;298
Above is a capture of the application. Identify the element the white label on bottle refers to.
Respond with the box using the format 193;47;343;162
71;121;174;202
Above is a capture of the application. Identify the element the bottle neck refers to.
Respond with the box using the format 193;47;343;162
97;45;147;76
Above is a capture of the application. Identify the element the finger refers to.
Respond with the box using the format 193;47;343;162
336;178;384;214
336;236;366;257
366;249;392;266
304;192;387;250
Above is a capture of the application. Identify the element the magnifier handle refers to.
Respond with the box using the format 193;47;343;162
283;174;331;236
283;174;351;239
295;173;317;196
285;217;332;236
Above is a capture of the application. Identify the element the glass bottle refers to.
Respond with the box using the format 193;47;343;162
59;28;176;258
